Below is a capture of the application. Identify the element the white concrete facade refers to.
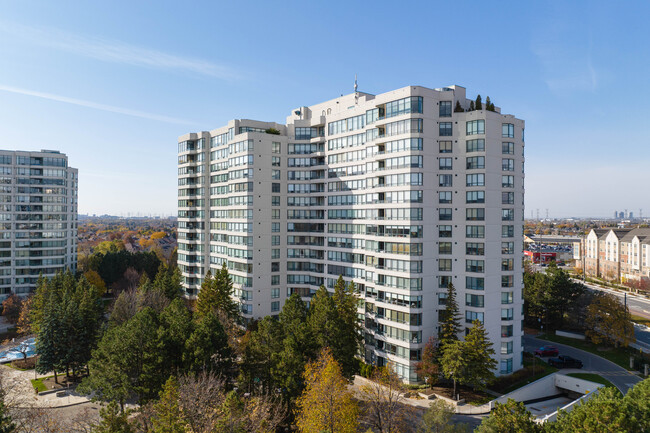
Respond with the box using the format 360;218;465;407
0;150;78;297
177;85;525;382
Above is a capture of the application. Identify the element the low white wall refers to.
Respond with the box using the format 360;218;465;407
555;330;586;340
554;374;603;395
537;390;601;423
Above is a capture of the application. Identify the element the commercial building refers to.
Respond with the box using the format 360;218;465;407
177;85;525;381
584;227;650;283
0;150;78;297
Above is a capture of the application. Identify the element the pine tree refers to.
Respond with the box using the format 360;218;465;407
151;377;186;433
485;96;494;112
295;348;358;433
92;401;133;433
463;320;497;391
307;286;337;354
475;95;482;110
440;340;468;399
476;399;541;433
439;283;462;351
183;312;232;375
454;101;464;113
332;277;362;378
196;264;239;321
469;101;475;111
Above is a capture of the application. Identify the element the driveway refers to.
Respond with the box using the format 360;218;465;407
524;335;642;394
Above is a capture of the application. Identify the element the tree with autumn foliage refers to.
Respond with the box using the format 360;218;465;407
586;292;635;348
359;365;411;433
416;336;439;388
0;295;22;325
295;347;359;433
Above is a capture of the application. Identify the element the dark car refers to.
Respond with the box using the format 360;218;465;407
548;355;583;369
534;346;559;357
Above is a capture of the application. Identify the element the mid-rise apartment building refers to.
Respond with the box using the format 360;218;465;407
177;85;525;381
0;150;78;296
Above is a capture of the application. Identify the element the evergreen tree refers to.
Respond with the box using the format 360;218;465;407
307;286;338;355
157;299;193;373
238;317;283;393
418;399;468;433
454;101;464;113
475;94;482;110
439;283;462;351
485;96;491;111
183;312;232;375
469;101;475;111
332;277;362;378
295;348;358;433
476;399;541;433
463;320;497;391
196;264;239;321
151;377;186;433
92;401;133;433
36;303;65;383
439;340;467;399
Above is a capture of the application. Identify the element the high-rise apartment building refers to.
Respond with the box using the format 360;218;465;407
177;85;525;381
0;150;78;297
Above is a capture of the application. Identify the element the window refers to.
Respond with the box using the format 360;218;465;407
271;275;280;285
502;175;514;188
502;142;514;154
439;158;452;170
272;156;281;167
272;209;280;219
466;120;485;135
502;275;514;287
466;311;484;324
501;292;514;304
439;225;452;238
271;262;279;272
466;208;485;221
272;249;280;259
501;325;513;337
271;301;280;312
439;174;453;187
439;259;452;271
439;208;452;220
502;242;514;254
502;159;514;171
502;123;514;138
466;242;484;256
271;288;280;298
466;277;484;290
466;294;484;307
438;275;451;288
439;242;452;254
500;358;513;374
466;139;485;152
466;156;484;169
501;259;514;271
439;191;452;204
502;225;514;238
272;170;281;180
272;183;280;193
502;192;514;204
502;209;514;221
439;122;452;136
466;259;484;273
272;142;281;154
466;191;485;204
466;225;485;238
439;141;452;153
272;223;280;232
439;101;452;117
272;196;280;206
466;174;485;186
501;341;513;354
271;235;280;246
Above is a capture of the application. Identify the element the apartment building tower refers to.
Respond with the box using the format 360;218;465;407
177;85;525;381
0;150;78;297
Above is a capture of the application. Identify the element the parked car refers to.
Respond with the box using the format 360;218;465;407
534;346;560;357
548;355;583;369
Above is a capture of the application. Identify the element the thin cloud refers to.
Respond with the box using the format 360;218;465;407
2;22;237;80
0;84;197;125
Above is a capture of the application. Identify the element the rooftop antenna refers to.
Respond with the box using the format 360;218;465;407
354;74;359;104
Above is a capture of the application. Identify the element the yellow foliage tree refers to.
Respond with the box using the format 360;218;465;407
151;231;167;240
586;293;635;347
84;270;107;293
295;347;359;433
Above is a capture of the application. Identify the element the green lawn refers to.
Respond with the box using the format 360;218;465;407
631;314;650;327
30;377;50;393
567;373;619;393
538;334;635;371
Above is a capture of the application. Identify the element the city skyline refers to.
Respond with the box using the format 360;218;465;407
0;1;649;216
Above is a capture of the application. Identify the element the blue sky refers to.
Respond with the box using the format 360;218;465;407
0;1;648;218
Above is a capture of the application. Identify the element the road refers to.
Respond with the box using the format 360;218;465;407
523;335;642;394
572;279;650;349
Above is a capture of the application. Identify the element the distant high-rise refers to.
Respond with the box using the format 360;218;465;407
0;150;78;297
177;85;525;381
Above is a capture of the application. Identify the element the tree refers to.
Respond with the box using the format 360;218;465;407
416;336;439;388
463;320;497;391
439;283;462;351
359;365;410;433
549;387;632;432
150;377;186;433
84;270;107;294
238;317;284;394
475;94;482;110
92;401;133;433
476;399;541;433
295;348;358;433
183;312;232;375
485;96;494;112
1;295;22;325
585;292;635;347
196;264;239;321
454;101;464;112
440;340;467;399
418;399;468;433
469;101;475;111
16;295;33;335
